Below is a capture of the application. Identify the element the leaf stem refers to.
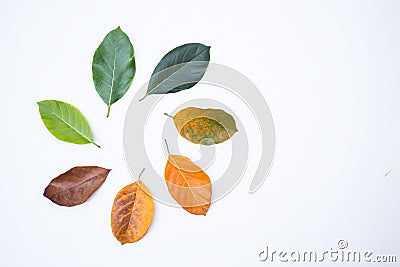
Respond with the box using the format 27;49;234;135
138;94;147;102
92;141;101;148
164;112;174;119
138;168;145;181
164;139;171;155
106;105;111;117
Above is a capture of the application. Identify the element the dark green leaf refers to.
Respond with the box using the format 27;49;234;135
139;43;210;101
37;100;100;148
92;26;136;117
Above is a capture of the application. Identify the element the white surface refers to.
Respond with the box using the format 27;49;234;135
1;0;399;266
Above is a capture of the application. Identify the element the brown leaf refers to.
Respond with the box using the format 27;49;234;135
164;141;212;215
111;180;154;244
43;166;111;207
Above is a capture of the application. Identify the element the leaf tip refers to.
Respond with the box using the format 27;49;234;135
36;100;45;107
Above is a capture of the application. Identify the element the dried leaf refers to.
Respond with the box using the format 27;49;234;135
165;107;238;145
164;141;212;215
44;166;111;207
111;179;154;244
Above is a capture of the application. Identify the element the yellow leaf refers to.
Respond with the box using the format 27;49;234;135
111;176;154;244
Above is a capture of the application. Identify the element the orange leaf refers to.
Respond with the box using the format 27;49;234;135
111;179;154;244
164;143;212;215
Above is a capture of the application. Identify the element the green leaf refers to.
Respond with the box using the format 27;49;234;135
37;100;100;148
139;43;210;101
92;26;136;117
165;107;238;145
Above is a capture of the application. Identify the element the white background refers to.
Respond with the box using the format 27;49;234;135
1;0;399;266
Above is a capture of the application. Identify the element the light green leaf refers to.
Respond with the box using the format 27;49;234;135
139;43;210;101
37;100;100;148
92;26;136;117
